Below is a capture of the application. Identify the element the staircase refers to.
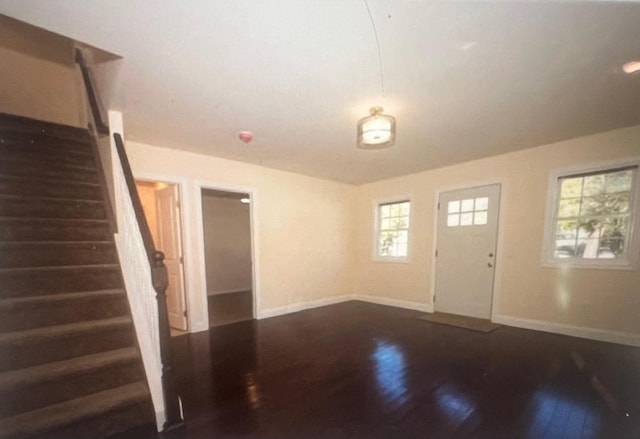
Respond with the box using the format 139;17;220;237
0;113;156;439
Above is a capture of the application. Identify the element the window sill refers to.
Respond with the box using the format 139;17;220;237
373;256;411;264
541;259;635;271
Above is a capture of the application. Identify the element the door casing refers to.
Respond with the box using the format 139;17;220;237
195;182;258;325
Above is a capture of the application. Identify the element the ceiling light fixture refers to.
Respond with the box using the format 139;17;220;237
240;197;250;204
622;61;640;74
358;0;395;149
357;106;396;149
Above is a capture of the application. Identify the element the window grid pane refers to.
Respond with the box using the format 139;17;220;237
460;212;473;226
475;197;489;211
474;211;488;225
447;197;489;227
377;201;410;258
460;199;474;212
554;167;636;261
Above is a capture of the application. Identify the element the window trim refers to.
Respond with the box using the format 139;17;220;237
541;157;640;270
372;195;413;263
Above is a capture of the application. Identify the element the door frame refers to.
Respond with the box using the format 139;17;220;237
134;176;189;331
428;179;507;322
195;182;259;324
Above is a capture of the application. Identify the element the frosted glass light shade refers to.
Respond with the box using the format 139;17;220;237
357;106;396;149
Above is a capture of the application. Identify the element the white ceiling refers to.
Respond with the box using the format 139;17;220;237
2;1;640;184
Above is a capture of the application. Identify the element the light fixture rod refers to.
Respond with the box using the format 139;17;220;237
363;0;386;100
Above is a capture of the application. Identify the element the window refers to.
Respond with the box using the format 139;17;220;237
544;162;639;268
447;197;489;227
375;199;411;260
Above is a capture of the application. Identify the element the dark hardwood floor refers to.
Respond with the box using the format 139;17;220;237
208;291;254;327
159;301;639;439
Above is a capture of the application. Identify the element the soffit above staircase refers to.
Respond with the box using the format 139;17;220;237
1;1;640;184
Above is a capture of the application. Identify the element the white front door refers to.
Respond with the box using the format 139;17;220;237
434;184;501;319
156;185;188;331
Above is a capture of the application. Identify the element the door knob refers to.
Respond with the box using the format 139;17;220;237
488;253;494;257
488;262;494;268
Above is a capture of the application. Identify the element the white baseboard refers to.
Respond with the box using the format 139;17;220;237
258;294;433;319
154;408;165;432
493;315;640;347
257;295;353;319
257;296;638;347
354;294;433;313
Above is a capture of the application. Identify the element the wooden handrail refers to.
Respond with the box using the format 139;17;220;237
74;51;183;432
74;49;110;136
112;133;156;264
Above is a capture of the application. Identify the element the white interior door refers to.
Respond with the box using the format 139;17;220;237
434;184;501;319
156;185;188;331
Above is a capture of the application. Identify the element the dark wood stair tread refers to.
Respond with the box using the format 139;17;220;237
0;240;114;246
0;154;97;172
0;217;109;225
0;193;105;204
0;347;138;392
0;112;91;142
0;263;119;272
0;132;95;154
0;289;125;309
0;381;150;438
0;316;132;346
0;174;100;188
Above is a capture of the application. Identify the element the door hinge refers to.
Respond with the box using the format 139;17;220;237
183;310;187;317
437;202;440;210
179;256;184;264
176;201;181;208
435;249;438;257
433;295;436;303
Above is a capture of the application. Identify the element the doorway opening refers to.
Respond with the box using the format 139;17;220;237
135;180;188;336
433;183;501;320
201;189;254;327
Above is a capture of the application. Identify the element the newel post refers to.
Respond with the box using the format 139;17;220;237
151;251;184;431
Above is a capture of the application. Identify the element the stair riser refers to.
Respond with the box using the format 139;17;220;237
0;296;129;332
0;198;107;220
0;243;118;269
0;178;102;201
0;145;96;168
0;160;99;184
0;221;112;242
0;327;136;372
0;268;122;299
0;132;93;156
45;400;155;439
0;361;144;418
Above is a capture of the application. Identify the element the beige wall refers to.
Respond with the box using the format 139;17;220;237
0;16;86;127
0;46;87;127
126;124;639;342
354;126;640;337
201;195;252;295
126;141;356;332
